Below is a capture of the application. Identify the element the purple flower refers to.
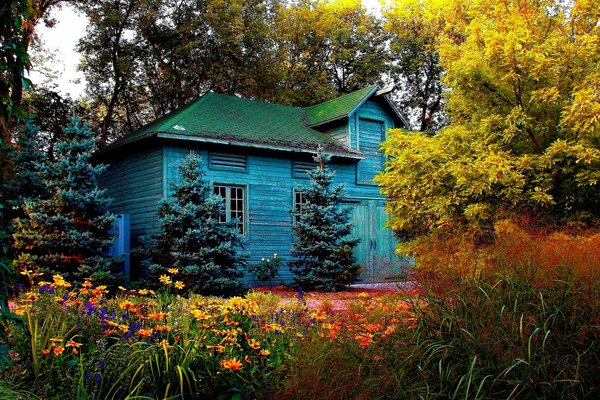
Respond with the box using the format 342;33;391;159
296;287;304;300
98;360;104;369
99;308;107;319
84;301;96;315
94;373;101;382
39;284;54;294
84;371;91;380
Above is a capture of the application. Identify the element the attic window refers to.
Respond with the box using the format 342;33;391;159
209;153;247;171
292;161;316;178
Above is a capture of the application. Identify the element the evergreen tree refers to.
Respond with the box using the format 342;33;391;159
12;118;115;283
150;153;247;296
5;118;49;219
290;148;360;291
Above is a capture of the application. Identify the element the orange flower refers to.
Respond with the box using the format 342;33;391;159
206;344;225;353
41;349;50;355
53;346;64;356
247;338;261;350
66;340;81;348
259;349;270;356
220;358;243;371
354;333;373;347
136;328;153;338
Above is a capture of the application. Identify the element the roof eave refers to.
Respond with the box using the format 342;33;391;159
95;131;158;157
156;132;364;160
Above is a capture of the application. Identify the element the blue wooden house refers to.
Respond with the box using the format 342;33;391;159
97;85;410;283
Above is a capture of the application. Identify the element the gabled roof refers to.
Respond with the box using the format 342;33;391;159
103;92;363;158
102;86;407;158
303;85;378;127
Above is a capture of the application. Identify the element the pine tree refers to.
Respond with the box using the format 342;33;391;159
290;148;360;291
12;118;115;283
150;152;247;296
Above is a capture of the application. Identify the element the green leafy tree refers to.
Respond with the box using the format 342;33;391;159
383;0;447;132
12;118;116;283
290;148;360;291
377;0;600;262
150;153;247;296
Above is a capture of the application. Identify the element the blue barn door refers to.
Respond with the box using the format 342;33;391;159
344;200;408;282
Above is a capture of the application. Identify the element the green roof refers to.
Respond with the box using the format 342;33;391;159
104;87;382;157
303;85;378;127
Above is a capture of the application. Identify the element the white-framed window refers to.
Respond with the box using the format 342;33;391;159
293;189;309;224
213;184;246;235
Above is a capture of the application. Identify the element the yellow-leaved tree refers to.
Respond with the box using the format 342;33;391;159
377;0;599;272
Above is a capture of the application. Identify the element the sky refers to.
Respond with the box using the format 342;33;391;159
29;1;383;100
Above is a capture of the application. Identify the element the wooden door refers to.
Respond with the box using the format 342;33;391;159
345;200;407;282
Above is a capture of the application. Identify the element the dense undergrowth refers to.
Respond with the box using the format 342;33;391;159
1;225;599;399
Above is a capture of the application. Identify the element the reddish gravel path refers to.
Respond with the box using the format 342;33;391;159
254;281;414;311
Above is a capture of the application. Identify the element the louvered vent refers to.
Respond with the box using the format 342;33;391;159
209;153;247;170
293;161;316;178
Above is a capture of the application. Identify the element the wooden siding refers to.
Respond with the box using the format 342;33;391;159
357;118;384;185
163;144;388;284
324;122;349;146
98;147;163;254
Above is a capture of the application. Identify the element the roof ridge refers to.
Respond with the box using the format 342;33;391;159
209;92;302;112
303;85;378;110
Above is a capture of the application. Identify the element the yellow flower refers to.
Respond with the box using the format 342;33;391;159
66;340;81;348
167;268;179;275
159;275;172;285
247;338;261;350
52;275;71;288
220;358;242;371
259;349;270;356
191;309;211;320
174;281;185;290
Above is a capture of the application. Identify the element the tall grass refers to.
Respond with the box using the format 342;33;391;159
277;271;600;399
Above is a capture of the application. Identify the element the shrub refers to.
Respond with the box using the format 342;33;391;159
249;254;282;286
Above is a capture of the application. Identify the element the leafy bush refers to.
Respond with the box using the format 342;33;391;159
249;254;282;285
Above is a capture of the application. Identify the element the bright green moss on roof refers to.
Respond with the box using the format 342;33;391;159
105;87;380;157
303;85;377;127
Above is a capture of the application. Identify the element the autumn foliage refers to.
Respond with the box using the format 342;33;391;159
377;0;600;270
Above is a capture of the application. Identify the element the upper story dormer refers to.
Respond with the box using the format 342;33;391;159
305;85;409;185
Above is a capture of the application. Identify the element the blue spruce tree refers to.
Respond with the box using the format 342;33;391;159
5;118;49;220
290;147;360;291
150;152;247;296
12;118;115;283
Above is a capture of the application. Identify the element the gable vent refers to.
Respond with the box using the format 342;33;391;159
209;153;247;170
293;161;316;178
